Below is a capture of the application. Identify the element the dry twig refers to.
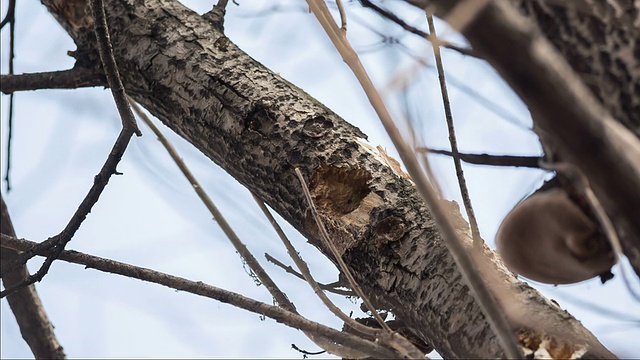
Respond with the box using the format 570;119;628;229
305;1;522;357
426;12;481;247
0;234;398;359
0;0;139;297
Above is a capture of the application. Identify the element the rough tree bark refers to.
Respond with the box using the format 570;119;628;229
12;0;629;357
1;197;65;358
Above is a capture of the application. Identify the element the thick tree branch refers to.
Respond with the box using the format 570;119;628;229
0;197;66;358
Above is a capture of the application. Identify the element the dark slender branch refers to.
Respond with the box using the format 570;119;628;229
0;69;106;94
0;234;398;359
427;13;482;247
359;0;479;58
0;128;134;297
264;253;355;296
3;3;16;192
0;0;15;29
417;147;542;168
5;94;14;192
254;195;379;338
291;343;326;356
0;0;141;292
91;0;141;136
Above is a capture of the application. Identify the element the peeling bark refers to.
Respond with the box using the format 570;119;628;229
33;0;617;357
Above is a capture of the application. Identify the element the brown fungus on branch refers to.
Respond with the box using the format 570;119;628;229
496;188;615;285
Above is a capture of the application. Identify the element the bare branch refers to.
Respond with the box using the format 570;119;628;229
417;147;541;168
0;197;65;359
426;13;481;247
0;69;106;94
264;253;355;296
359;0;479;58
0;234;398;359
0;128;134;297
129;100;295;312
91;0;141;136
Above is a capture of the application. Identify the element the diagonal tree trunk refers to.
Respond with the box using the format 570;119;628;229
28;0;624;357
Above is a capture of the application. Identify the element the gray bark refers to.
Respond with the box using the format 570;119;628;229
1;197;66;359
33;0;618;357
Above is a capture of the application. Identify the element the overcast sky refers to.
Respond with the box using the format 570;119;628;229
2;0;639;358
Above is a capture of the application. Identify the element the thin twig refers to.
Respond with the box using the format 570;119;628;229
359;0;479;58
264;253;355;296
3;2;16;192
294;168;390;331
0;128;134;297
254;196;377;335
0;0;141;294
293;168;426;358
91;0;141;136
291;344;326;356
130;103;373;357
0;69;106;94
0;234;398;359
0;0;15;29
427;13;481;248
305;1;522;357
417;147;541;168
128;100;295;312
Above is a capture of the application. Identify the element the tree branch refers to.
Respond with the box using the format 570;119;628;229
0;197;65;358
0;128;134;297
0;68;106;94
360;0;479;58
417;147;542;168
0;234;399;359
